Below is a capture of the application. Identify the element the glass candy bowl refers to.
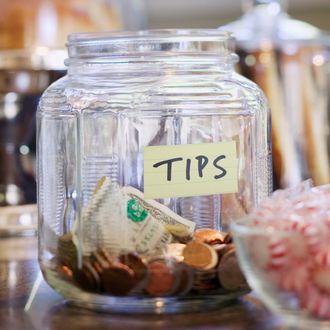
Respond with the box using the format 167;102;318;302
231;183;330;329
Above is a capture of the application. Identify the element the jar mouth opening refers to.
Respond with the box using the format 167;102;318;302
66;29;236;63
68;29;234;44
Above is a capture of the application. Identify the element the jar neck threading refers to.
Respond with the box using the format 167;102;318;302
65;30;238;77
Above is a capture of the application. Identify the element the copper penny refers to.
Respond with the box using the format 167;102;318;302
145;259;177;296
54;257;74;283
73;259;101;292
98;248;116;264
183;240;218;270
193;279;219;291
212;243;227;256
60;265;73;278
173;263;194;295
192;268;218;289
101;263;135;296
194;228;227;245
119;253;148;285
223;232;233;244
213;243;235;262
194;268;217;279
217;249;248;291
90;251;111;272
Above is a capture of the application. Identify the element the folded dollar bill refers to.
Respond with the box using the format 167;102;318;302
72;177;196;257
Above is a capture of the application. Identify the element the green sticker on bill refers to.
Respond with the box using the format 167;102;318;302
127;198;148;222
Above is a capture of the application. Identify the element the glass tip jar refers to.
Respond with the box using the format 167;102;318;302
37;30;272;313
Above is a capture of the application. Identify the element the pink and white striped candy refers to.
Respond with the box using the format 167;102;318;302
277;264;309;294
302;285;330;319
287;232;308;260
247;182;330;320
267;237;288;269
311;267;330;295
291;222;323;254
315;250;330;267
250;236;288;270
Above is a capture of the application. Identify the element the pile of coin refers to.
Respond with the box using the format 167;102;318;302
56;227;249;297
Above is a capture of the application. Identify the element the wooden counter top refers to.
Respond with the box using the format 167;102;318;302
0;236;283;330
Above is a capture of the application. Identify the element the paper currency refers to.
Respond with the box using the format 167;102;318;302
72;177;185;256
72;176;131;256
124;186;196;237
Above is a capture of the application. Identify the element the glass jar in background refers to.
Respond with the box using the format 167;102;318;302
37;30;271;313
0;0;145;236
221;0;330;189
0;56;65;236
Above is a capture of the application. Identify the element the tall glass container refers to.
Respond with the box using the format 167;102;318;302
37;30;271;313
222;0;330;189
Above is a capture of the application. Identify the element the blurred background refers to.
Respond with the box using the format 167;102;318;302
145;0;330;31
0;0;330;236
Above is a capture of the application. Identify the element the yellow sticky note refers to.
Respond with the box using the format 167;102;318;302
144;142;238;199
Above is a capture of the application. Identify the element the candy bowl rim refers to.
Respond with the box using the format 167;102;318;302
229;217;294;237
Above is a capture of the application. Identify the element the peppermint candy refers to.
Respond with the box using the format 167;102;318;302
247;181;330;319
